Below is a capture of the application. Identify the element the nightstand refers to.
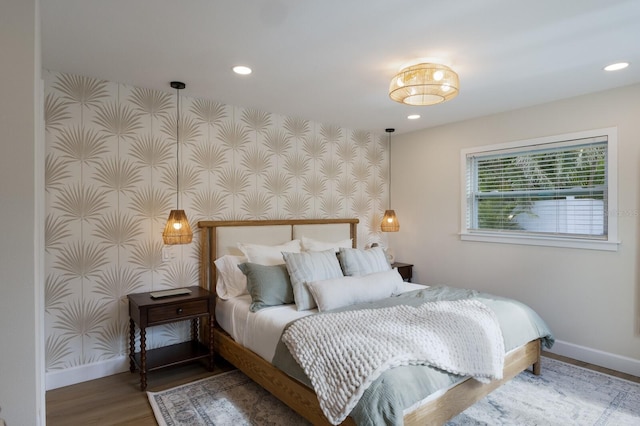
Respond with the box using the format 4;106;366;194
391;262;413;282
127;286;214;391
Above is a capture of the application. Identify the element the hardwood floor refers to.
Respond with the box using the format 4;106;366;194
542;351;640;384
46;357;233;426
46;352;639;425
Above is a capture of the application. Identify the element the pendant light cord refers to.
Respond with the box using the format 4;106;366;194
170;81;186;210
386;128;395;210
175;86;180;209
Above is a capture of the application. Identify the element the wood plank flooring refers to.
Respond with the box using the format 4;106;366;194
46;357;233;426
542;351;640;383
46;352;639;425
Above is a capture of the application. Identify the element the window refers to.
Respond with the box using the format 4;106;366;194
461;128;618;251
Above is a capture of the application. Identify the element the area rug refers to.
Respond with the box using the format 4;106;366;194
148;357;640;426
446;357;640;426
148;369;309;426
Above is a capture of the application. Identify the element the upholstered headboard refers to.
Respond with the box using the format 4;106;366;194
198;219;359;293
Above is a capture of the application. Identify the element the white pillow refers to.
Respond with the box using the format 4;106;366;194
301;236;352;253
238;239;302;265
214;255;248;299
306;269;403;312
338;246;391;276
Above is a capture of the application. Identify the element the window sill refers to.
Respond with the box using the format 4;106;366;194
460;232;620;251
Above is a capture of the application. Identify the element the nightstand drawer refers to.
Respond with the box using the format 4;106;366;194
148;300;209;324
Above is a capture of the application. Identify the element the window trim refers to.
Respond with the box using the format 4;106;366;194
460;127;619;251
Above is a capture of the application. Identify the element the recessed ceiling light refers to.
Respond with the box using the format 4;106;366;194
603;62;629;71
232;65;252;75
407;114;421;120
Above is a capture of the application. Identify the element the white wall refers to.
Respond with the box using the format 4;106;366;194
0;0;46;425
391;84;640;375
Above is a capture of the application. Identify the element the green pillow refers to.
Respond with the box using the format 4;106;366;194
237;263;294;312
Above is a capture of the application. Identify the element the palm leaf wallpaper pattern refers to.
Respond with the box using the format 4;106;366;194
128;87;173;117
44;70;390;372
51;73;109;108
129;134;173;169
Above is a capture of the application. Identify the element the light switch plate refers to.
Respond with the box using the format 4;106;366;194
162;246;171;261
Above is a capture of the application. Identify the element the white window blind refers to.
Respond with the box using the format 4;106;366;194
461;128;618;251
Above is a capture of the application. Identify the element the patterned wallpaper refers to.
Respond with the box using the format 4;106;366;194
43;70;389;373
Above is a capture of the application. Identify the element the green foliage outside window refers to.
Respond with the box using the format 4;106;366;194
474;145;606;231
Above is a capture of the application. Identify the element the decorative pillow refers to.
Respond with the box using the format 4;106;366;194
338;246;391;276
301;236;352;253
237;239;302;265
214;255;248;299
237;263;294;312
282;249;344;311
306;269;403;312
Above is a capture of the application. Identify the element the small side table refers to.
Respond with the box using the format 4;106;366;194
127;286;214;391
391;262;413;282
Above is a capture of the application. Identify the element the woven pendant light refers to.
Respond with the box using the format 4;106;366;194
162;81;193;245
381;128;400;232
381;209;400;232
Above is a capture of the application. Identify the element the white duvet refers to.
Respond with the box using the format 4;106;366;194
215;282;427;362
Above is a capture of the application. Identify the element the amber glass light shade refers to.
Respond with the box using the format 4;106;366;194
162;209;193;245
389;63;459;106
381;209;400;232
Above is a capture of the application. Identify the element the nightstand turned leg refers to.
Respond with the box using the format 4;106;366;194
191;318;198;341
129;319;135;373
140;327;147;391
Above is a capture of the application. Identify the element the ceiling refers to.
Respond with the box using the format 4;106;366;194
41;0;640;135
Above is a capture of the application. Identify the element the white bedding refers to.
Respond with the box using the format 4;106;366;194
215;282;427;362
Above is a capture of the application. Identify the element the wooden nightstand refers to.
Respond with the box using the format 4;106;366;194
127;286;214;391
391;262;413;282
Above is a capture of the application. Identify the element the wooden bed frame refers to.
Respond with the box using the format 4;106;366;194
198;219;541;426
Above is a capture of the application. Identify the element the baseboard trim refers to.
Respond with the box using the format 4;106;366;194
546;339;640;377
45;356;129;390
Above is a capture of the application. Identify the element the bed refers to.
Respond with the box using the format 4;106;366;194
198;218;553;425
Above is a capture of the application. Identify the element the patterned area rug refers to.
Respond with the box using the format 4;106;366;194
148;357;640;426
148;370;309;426
447;357;640;425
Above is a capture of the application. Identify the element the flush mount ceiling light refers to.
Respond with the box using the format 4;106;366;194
162;81;193;245
232;65;252;75
603;62;629;71
389;61;459;106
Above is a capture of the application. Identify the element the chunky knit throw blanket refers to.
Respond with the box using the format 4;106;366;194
281;299;505;425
